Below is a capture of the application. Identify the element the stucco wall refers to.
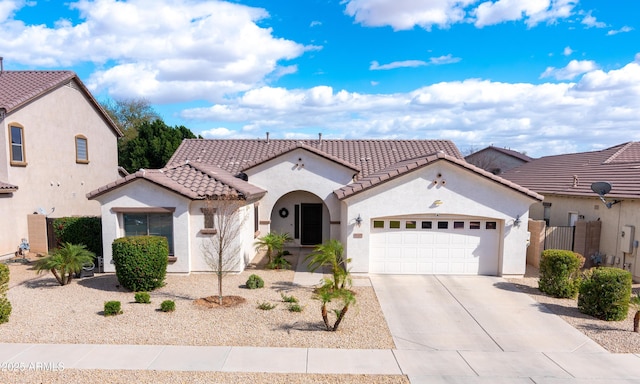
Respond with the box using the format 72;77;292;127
93;180;192;273
1;83;119;257
529;195;640;280
341;161;536;275
245;148;354;244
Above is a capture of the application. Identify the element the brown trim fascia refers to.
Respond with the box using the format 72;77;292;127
111;207;176;213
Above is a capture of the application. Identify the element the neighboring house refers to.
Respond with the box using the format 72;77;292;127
501;142;640;281
88;138;541;276
465;146;532;175
0;69;123;257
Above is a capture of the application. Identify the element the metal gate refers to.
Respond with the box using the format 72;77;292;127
544;226;575;250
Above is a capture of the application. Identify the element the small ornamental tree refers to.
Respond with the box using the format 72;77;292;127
306;240;355;331
112;236;168;291
34;243;95;286
201;196;246;305
254;231;292;267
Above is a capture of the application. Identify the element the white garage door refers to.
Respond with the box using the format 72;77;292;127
370;219;499;275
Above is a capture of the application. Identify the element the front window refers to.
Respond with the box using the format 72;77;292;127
123;213;174;254
9;124;26;166
75;135;89;163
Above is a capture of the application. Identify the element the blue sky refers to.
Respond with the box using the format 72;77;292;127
1;0;639;157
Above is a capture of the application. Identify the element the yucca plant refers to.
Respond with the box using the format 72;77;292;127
34;243;95;286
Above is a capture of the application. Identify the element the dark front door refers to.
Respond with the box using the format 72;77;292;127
301;203;323;245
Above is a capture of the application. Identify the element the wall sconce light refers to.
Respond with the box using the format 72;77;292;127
514;215;521;228
355;214;363;227
433;200;443;207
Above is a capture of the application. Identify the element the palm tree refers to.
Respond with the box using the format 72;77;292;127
306;240;355;331
254;232;292;265
34;243;95;286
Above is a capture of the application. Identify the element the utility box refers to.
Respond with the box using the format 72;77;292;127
620;225;635;253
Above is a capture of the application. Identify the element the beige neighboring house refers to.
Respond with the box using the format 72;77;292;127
465;146;532;175
0;69;123;258
89;138;541;276
501;142;640;281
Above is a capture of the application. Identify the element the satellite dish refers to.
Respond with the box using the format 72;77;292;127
591;181;612;196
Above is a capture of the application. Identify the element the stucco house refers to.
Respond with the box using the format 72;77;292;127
88;138;541;276
0;69;123;257
465;146;532;175
501;142;640;281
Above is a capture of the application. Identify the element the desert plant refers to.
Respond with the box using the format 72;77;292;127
630;293;640;332
160;300;176;312
134;292;151;304
0;264;9;325
578;267;632;321
254;232;292;266
257;301;277;310
306;240;355;331
0;297;12;325
0;263;9;295
104;301;122;316
288;303;303;312
268;250;292;270
246;274;264;289
538;249;584;298
34;243;95;286
112;236;168;292
281;294;298;303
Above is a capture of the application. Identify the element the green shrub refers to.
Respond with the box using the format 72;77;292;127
0;297;11;325
538;249;584;298
281;294;298;303
246;274;264;289
578;267;632;321
267;252;291;270
160;300;175;312
53;217;102;256
104;301;122;316
0;263;9;295
112;236;168;292
288;303;303;312
257;301;276;310
134;292;151;304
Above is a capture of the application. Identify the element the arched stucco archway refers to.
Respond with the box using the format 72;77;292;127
270;190;330;246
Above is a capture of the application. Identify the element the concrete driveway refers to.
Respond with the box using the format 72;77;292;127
370;275;606;353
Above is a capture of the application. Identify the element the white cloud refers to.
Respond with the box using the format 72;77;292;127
200;127;236;138
474;0;577;28
370;60;428;70
607;26;633;36
581;11;606;28
344;0;476;31
182;56;640;157
540;60;598;81
0;0;307;103
563;46;573;56
430;54;461;65
310;20;322;27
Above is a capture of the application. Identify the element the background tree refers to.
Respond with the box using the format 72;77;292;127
201;196;248;305
118;119;200;173
101;97;161;142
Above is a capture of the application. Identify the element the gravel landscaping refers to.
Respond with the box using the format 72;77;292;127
506;265;640;353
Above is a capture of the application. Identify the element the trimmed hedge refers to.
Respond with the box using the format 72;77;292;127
578;267;632;321
52;216;102;256
112;236;168;292
0;264;10;324
246;274;264;289
538;249;584;298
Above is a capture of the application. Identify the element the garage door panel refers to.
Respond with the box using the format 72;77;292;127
370;219;499;275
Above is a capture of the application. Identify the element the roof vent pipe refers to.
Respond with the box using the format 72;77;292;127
266;132;270;143
318;132;322;142
0;57;3;74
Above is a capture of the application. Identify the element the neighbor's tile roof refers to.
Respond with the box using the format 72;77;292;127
0;70;122;137
168;139;464;178
0;181;18;193
482;146;533;162
335;152;543;200
501;142;640;199
87;161;266;201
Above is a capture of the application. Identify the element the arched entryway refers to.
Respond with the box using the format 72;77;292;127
270;191;329;246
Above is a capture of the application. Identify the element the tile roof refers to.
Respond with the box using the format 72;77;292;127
0;181;18;193
0;70;122;137
335;152;543;200
466;146;533;163
167;139;464;178
501;142;640;199
87;161;266;201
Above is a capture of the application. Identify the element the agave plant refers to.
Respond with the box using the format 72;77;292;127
34;243;95;286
